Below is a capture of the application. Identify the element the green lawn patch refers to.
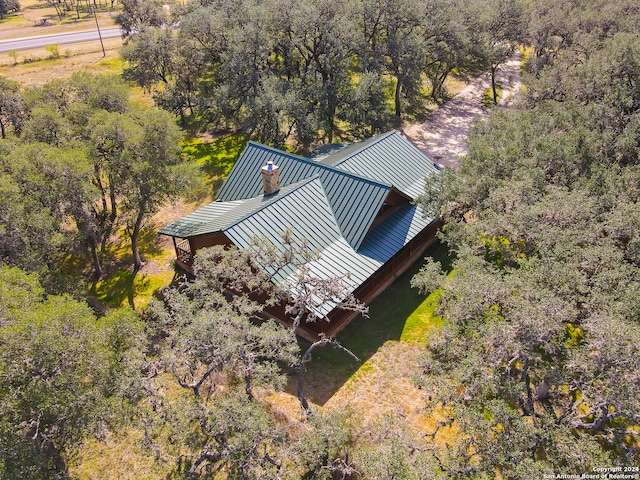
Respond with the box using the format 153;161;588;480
399;288;444;344
519;45;533;72
89;263;174;311
298;240;452;404
482;81;503;107
86;225;176;311
182;134;246;198
0;13;26;25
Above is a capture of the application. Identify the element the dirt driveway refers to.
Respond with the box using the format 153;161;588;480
401;53;522;169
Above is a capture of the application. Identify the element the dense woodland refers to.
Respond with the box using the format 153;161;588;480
0;0;19;19
117;0;523;145
1;0;640;478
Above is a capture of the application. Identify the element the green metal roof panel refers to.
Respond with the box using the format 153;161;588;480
157;200;245;237
329;131;438;199
158;181;311;238
240;204;435;317
319;170;390;250
223;178;342;283
216;142;325;202
216;141;392;250
316;132;391;165
298;205;436;316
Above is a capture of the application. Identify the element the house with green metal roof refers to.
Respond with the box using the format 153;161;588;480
159;130;441;340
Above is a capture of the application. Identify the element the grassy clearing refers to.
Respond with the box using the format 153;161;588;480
87;226;177;311
182;134;247;199
0;40;123;82
89;263;176;312
0;13;27;25
293;240;452;406
400;289;444;344
71;428;173;480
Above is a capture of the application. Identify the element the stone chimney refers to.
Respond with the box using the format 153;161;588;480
261;160;280;195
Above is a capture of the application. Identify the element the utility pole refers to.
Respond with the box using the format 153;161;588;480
91;1;106;57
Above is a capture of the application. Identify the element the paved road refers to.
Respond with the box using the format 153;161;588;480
401;53;522;169
0;27;121;53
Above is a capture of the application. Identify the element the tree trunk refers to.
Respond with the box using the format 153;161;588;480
52;2;64;20
244;372;254;401
89;237;103;279
101;176;118;252
297;342;317;415
297;338;359;416
35;433;67;475
520;358;534;416
0;118;5;138
394;78;402;118
431;71;449;101
130;201;146;272
491;65;498;105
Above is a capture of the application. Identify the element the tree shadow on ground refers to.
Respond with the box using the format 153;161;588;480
137;225;166;260
286;240;453;406
182;134;246;198
89;267;149;309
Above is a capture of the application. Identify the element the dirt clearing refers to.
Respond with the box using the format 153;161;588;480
402;54;522;168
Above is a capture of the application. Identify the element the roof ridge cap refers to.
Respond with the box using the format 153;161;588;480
246;141;393;189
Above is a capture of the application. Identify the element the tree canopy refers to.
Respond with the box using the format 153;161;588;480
414;0;640;473
0;266;144;478
117;0;501;146
0;73;197;279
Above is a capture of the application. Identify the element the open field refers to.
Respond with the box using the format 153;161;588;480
0;0;122;75
0;39;122;80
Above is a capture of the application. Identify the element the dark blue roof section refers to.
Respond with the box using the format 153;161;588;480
358;204;432;262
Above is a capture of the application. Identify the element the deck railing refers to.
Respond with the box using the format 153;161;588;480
176;239;193;265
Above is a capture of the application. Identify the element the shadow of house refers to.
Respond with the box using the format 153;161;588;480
159;130;442;340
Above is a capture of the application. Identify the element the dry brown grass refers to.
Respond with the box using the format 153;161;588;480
71;429;174;480
265;340;457;448
0;40;123;83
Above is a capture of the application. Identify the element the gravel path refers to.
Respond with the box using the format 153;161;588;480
401;53;522;169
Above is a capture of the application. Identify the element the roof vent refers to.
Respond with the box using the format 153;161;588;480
261;160;280;195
